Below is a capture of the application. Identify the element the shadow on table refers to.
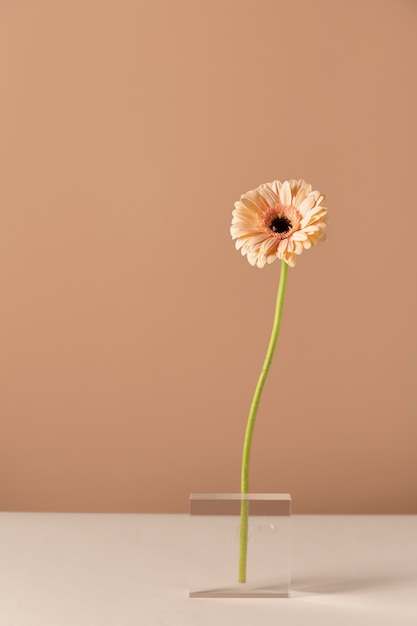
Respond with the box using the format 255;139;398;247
291;572;416;595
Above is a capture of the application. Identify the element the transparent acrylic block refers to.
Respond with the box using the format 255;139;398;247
189;493;291;598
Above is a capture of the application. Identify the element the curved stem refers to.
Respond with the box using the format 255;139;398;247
238;260;289;583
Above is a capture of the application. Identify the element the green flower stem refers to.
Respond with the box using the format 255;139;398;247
238;260;289;584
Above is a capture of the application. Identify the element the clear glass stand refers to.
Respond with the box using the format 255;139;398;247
189;493;291;598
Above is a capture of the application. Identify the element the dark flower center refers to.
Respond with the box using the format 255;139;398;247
270;216;292;234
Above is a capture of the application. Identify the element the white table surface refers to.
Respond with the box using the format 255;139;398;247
0;513;416;626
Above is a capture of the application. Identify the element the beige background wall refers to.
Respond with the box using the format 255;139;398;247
1;0;416;513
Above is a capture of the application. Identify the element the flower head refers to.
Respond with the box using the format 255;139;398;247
231;179;327;268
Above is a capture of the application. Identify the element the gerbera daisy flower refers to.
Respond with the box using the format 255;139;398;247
231;179;327;268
